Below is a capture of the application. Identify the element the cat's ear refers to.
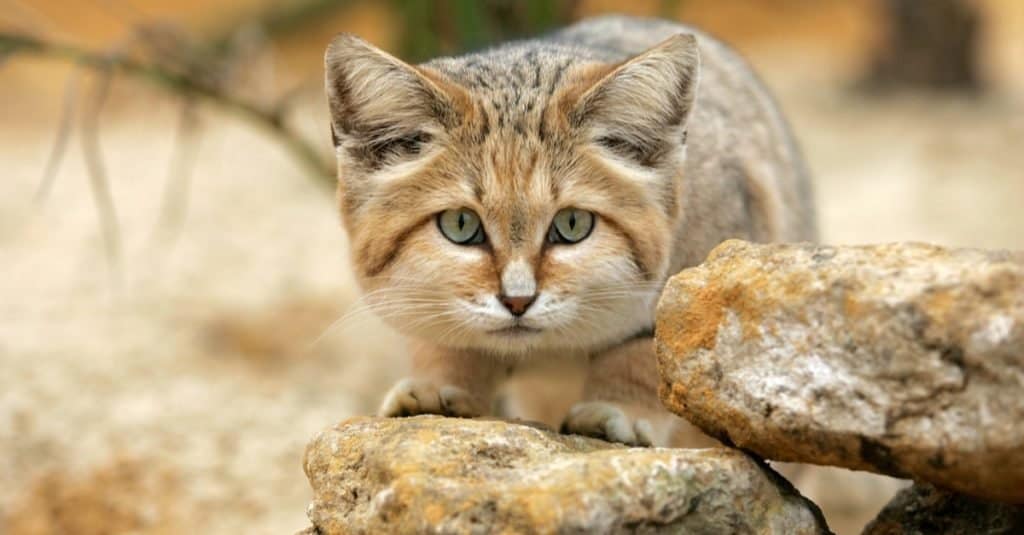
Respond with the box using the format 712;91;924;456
324;34;465;166
572;34;700;165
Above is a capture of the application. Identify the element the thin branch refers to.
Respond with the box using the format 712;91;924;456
80;69;123;284
0;32;334;186
35;71;79;202
151;98;202;248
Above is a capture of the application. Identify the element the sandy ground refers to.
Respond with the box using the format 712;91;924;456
1;47;1022;534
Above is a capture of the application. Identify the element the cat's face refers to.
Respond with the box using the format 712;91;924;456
325;34;699;354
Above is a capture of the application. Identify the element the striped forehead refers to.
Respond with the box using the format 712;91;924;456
427;47;584;139
473;142;554;247
422;47;613;247
427;47;577;97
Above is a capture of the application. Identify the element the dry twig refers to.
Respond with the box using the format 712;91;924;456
152;98;202;248
80;68;123;283
35;71;80;202
0;32;334;185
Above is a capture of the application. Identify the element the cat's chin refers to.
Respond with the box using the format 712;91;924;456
487;325;544;336
403;327;563;357
464;328;553;355
391;307;653;356
425;324;638;357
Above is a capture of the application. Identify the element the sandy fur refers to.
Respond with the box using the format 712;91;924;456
324;16;817;445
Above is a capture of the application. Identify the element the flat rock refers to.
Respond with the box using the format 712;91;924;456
862;484;1024;535
302;416;830;534
655;240;1024;503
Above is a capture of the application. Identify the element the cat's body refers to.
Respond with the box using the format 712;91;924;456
325;16;816;446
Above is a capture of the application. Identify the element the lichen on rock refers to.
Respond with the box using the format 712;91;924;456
302;416;831;534
655;240;1024;503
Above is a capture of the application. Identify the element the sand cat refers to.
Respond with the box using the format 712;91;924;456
324;15;816;446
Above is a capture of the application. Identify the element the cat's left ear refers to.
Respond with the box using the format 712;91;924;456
572;34;700;164
324;34;466;164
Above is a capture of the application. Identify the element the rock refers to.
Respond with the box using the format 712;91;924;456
655;240;1024;503
303;416;831;534
862;484;1024;535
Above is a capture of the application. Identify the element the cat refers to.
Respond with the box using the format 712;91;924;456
324;15;817;446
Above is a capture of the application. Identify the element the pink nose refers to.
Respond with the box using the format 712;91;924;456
499;294;536;316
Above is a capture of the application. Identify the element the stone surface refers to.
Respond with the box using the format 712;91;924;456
862;484;1024;535
655;240;1024;503
303;416;831;534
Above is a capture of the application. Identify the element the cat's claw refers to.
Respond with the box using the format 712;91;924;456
378;378;483;418
561;401;655;447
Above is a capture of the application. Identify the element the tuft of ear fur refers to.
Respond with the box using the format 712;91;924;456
573;34;700;166
324;34;464;167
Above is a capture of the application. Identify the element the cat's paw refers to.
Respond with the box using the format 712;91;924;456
378;378;483;418
560;401;655;447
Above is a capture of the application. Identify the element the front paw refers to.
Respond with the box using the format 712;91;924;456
378;378;483;418
560;401;655;447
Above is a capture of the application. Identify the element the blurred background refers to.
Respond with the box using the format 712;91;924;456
1;1;1022;533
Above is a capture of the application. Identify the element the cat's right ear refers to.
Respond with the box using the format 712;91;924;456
324;34;465;167
570;34;700;167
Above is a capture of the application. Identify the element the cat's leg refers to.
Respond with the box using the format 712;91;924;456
379;341;504;418
561;336;680;447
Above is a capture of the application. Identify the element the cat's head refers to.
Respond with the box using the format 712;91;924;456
324;34;700;354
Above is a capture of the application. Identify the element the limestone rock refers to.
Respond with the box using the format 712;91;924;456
862;484;1024;535
302;416;831;534
655;240;1024;503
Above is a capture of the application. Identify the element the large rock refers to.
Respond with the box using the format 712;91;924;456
302;416;830;534
655;240;1024;503
862;484;1024;535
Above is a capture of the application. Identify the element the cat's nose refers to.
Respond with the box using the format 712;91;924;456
499;294;536;316
499;258;537;316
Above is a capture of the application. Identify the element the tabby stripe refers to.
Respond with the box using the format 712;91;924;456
595;216;652;280
363;215;433;278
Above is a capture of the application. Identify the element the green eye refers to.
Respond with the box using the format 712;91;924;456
548;208;595;244
438;208;485;245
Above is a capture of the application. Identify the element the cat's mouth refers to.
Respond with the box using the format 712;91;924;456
488;325;543;336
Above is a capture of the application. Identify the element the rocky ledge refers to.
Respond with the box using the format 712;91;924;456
656;240;1024;503
301;416;830;534
863;484;1024;535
